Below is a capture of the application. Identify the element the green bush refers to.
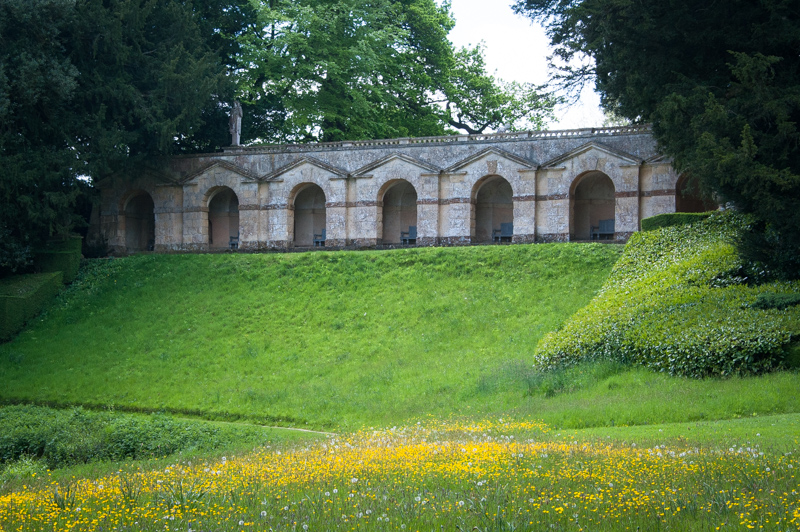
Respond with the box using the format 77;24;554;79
33;252;81;284
41;236;82;254
534;212;800;377
640;212;713;232
0;273;63;341
0;405;275;470
751;292;800;310
33;235;82;284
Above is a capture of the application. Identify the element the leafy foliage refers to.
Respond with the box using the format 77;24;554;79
68;0;231;170
533;212;800;377
0;405;296;470
0;0;234;275
513;0;800;278
442;45;555;134
0;0;84;274
238;0;556;142
0;272;63;341
640;212;712;232
751;292;800;311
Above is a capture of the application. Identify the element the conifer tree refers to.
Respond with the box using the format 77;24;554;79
514;0;800;278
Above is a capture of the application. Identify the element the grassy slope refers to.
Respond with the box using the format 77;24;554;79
0;244;621;428
509;364;800;428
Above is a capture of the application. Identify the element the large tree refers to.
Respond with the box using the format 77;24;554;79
514;0;800;277
0;0;236;274
442;44;553;134
1;0;84;273
238;0;556;142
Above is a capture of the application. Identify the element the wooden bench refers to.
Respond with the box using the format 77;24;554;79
492;222;513;243
400;225;417;245
313;228;326;247
591;219;615;240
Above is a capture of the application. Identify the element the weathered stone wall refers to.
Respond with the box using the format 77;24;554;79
95;126;686;254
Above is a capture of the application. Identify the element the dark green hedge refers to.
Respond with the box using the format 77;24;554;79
641;212;713;232
33;250;81;284
0;272;63;341
42;235;82;253
0;405;272;469
751;292;800;310
534;212;800;377
31;235;82;284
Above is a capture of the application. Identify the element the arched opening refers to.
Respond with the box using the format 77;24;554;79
380;180;418;244
208;187;240;250
676;174;716;213
293;184;326;247
571;171;615;240
473;176;513;243
124;192;155;252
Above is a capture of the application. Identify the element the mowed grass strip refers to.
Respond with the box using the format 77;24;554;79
0;244;621;428
511;361;800;430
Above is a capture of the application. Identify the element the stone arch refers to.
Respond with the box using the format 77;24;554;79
471;175;513;243
570;171;615;240
122;190;155;252
291;183;326;247
675;174;716;213
378;179;418;244
206;186;240;250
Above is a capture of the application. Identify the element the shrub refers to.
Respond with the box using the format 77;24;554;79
640;212;713;232
0;272;63;341
533;212;800;377
34;235;82;283
751;292;800;310
0;405;272;470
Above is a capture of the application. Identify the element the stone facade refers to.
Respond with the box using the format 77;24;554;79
94;125;692;254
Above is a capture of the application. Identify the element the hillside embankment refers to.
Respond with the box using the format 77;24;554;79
0;243;621;428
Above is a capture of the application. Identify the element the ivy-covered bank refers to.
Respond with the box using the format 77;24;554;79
534;212;800;377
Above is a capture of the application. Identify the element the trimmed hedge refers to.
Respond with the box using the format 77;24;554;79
0;405;273;469
751;292;800;310
640;212;713;232
533;212;800;377
33;235;82;284
41;235;82;253
0;272;63;341
33;251;81;284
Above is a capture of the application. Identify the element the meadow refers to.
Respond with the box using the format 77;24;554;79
2;417;798;531
1;221;799;531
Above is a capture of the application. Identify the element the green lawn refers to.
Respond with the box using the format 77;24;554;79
0;244;622;429
3;235;800;530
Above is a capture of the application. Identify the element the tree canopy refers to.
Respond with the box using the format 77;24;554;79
0;0;234;273
238;0;556;142
514;0;800;278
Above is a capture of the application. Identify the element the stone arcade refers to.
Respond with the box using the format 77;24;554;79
94;125;705;254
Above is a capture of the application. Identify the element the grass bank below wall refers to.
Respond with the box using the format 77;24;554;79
534;212;800;376
0;244;621;429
